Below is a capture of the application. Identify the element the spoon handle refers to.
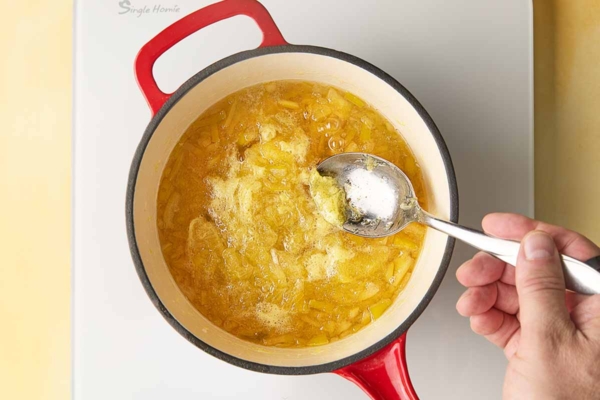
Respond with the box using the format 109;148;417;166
419;212;600;295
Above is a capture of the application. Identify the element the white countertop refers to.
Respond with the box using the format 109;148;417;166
73;0;532;398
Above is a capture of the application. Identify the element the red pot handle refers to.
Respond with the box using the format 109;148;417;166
335;332;418;400
135;0;288;115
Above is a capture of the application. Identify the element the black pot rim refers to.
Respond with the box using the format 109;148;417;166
126;44;459;375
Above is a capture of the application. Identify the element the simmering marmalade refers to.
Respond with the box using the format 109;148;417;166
156;81;427;347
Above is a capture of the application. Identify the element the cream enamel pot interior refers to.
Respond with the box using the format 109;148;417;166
126;1;458;398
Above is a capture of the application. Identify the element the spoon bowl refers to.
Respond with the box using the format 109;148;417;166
317;153;420;238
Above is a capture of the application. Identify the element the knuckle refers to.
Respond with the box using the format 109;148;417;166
519;274;564;296
540;319;568;344
530;315;573;348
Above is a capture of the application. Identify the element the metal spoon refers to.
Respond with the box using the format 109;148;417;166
317;153;600;295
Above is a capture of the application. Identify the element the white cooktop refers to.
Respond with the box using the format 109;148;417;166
73;1;533;399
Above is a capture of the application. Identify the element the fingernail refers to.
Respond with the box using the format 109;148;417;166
523;231;555;260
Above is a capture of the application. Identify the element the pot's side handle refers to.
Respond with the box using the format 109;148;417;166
335;332;419;400
135;0;288;115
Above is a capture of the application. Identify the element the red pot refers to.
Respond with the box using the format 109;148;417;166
127;0;458;398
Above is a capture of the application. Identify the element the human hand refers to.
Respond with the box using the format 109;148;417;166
456;213;600;399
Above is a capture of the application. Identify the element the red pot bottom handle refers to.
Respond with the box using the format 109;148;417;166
335;332;418;400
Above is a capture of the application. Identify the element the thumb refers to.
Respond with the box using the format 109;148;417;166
516;231;572;336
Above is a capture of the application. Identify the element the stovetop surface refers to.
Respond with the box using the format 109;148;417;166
74;1;532;398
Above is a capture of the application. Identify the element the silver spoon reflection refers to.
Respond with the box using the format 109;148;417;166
317;153;600;295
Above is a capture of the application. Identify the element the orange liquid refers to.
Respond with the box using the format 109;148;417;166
156;81;427;347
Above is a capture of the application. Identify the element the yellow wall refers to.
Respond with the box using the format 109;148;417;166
0;0;598;399
0;0;72;399
535;0;600;243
